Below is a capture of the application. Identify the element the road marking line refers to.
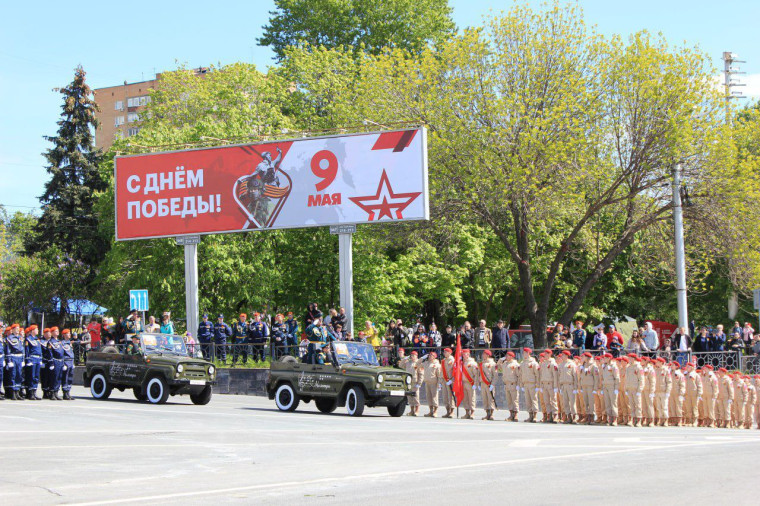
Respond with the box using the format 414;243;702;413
508;439;541;447
68;438;760;505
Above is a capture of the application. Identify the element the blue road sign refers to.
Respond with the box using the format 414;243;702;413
129;289;149;311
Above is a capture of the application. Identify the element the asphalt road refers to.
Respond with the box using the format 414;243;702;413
1;386;758;505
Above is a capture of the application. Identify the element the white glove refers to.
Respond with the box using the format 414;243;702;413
728;399;733;404
554;388;558;394
49;365;55;370
614;389;619;395
476;386;481;391
415;383;422;389
63;366;68;371
489;385;494;392
572;390;577;394
438;384;442;391
21;361;26;367
8;362;13;368
679;396;684;402
446;380;452;386
637;392;642;397
698;397;702;402
649;394;654;399
534;387;539;392
538;387;543;393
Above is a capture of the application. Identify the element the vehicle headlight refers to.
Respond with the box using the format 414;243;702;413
377;374;384;384
405;375;412;385
208;365;215;375
177;364;184;373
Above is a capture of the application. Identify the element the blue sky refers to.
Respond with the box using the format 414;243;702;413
2;0;759;212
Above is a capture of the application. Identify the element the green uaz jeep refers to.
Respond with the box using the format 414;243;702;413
267;340;412;416
84;333;216;405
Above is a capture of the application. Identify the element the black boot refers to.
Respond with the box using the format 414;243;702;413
26;390;35;400
53;391;63;401
63;391;73;400
15;391;25;401
32;390;42;400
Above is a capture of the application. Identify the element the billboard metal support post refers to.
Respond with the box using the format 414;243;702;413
338;231;354;335
184;241;199;339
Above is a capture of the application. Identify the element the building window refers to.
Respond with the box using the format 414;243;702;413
127;112;140;123
127;98;134;107
114;116;125;127
127;127;140;137
115;100;123;111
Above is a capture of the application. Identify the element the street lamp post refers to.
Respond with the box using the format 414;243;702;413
672;163;688;330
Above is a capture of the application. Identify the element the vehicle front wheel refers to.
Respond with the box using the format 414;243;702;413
90;373;112;400
275;383;300;412
190;385;213;405
133;387;147;401
345;387;365;417
387;399;407;417
145;376;170;404
315;397;337;413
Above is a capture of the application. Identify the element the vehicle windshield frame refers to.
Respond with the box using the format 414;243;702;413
331;341;380;366
140;333;188;356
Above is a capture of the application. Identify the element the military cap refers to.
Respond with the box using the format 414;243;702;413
582;352;592;358
482;350;492;357
239;313;247;318
217;314;224;319
443;347;452;353
523;347;532;354
506;351;515;358
61;329;70;335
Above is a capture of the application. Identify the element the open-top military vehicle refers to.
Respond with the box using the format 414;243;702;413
267;340;412;416
84;333;216;405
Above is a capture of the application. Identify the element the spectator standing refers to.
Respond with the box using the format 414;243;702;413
324;308;336;327
441;325;457;348
729;332;745;353
305;303;322;327
114;316;127;344
364;321;380;347
607;325;624;348
626;331;650;354
712;325;727;351
86;318;101;350
491;320;508;357
145;316;160;333
642;322;659;351
572;321;586;353
592;324;608;350
428;322;442;349
391;319;409;348
693;327;710;353
473;320;492;349
730;322;742;341
742;322;754;348
160;312;175;334
332;308;347;332
460;321;474;349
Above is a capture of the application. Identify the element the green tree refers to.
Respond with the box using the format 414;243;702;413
28;66;107;269
259;0;455;61
0;206;37;263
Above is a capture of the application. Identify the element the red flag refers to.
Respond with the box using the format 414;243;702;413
452;334;464;407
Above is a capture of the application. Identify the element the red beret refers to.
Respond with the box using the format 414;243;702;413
582;352;592;358
443;347;452;353
429;351;438;356
506;351;515;358
410;350;418;356
594;356;602;361
523;347;532;353
43;328;50;333
482;349;492;357
10;324;19;329
544;349;553;355
50;326;59;332
671;362;680;368
718;368;728;373
562;350;572;356
632;356;641;362
703;365;713;370
620;357;629;363
61;329;70;335
603;353;612;359
539;352;546;357
27;324;38;332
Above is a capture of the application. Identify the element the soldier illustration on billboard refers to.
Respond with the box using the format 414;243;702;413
234;146;292;229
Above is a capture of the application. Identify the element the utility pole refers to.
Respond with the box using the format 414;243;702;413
673;163;688;330
722;52;747;319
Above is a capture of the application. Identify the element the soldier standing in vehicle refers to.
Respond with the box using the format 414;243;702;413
197;314;213;360
285;312;299;350
477;350;497;420
440;347;456;418
461;349;479;420
499;351;521;422
420;350;442;417
232;313;249;365
519;348;539;422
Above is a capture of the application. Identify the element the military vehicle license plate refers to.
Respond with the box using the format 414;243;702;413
190;380;206;385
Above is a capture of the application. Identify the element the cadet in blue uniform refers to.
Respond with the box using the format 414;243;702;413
232;313;249;365
24;325;43;400
285;312;299;349
248;313;269;362
5;324;26;400
271;314;287;359
197;314;213;360
0;327;5;400
47;327;65;400
60;329;76;400
213;314;232;363
40;328;52;398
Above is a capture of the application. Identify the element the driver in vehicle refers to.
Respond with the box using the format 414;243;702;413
126;336;142;355
317;343;332;365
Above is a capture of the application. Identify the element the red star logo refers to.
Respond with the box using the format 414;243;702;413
349;169;422;221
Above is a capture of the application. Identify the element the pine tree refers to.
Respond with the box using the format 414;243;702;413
28;66;107;268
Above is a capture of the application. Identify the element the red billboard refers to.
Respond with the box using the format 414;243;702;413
114;128;429;240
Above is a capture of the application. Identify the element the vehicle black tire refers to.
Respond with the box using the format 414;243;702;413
133;387;147;401
387;399;407;417
279;355;298;364
90;373;112;400
190;385;213;405
315;397;337;413
100;346;119;354
145;376;170;404
275;383;300;412
345;386;365;417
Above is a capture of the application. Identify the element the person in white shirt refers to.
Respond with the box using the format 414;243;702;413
642;322;659;351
